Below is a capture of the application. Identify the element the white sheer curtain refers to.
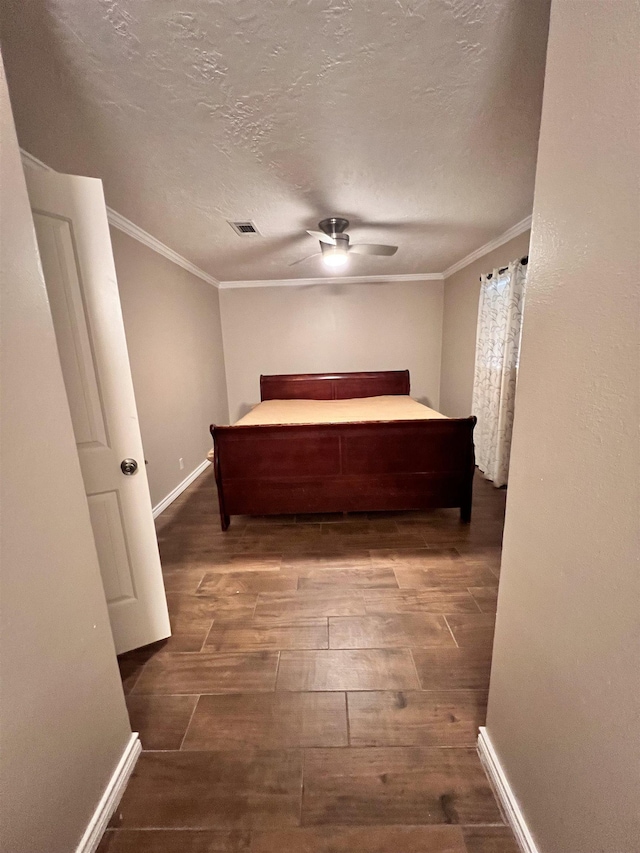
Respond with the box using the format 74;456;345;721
472;259;527;487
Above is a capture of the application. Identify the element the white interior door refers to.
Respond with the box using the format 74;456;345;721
24;164;171;655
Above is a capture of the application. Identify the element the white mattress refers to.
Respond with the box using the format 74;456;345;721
234;395;447;426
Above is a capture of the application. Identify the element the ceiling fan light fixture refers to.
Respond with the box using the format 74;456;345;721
321;234;349;269
322;248;349;268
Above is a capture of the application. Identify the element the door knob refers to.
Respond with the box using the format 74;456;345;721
120;458;138;476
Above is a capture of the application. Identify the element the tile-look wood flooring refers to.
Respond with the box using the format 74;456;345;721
101;470;518;853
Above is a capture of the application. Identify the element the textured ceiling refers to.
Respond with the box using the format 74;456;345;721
1;0;550;280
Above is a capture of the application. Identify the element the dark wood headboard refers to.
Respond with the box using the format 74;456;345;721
260;370;410;401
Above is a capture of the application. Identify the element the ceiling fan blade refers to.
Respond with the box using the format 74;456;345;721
289;252;321;266
349;243;398;256
307;230;336;245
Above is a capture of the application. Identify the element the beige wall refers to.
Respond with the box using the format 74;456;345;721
0;57;132;853
487;2;640;851
111;229;229;507
439;230;531;417
220;280;444;423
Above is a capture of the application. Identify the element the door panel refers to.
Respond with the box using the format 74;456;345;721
87;491;136;603
26;166;171;654
32;214;109;448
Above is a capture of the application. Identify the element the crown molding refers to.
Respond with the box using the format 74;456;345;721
219;272;444;289
21;148;530;289
20;148;51;172
19;149;220;289
105;209;219;288
442;215;532;279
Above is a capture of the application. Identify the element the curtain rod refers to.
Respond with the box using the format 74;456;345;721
482;255;528;281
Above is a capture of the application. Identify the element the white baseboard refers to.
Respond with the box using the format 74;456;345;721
152;459;211;518
478;728;540;853
75;732;141;853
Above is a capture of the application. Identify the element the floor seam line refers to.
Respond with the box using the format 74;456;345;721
443;615;459;648
178;695;201;751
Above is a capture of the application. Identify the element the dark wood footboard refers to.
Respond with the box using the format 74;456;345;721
210;417;476;531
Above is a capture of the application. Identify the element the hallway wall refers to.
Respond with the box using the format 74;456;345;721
486;2;640;850
0;55;132;853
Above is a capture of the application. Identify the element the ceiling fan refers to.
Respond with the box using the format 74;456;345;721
290;217;398;269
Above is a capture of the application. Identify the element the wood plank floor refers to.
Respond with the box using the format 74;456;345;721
102;470;518;853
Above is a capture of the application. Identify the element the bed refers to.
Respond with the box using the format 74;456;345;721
210;370;476;530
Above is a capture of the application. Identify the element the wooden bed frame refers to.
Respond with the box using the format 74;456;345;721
210;371;476;531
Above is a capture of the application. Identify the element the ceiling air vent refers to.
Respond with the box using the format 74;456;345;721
228;220;260;236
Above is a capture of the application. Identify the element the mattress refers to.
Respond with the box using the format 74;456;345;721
234;395;447;426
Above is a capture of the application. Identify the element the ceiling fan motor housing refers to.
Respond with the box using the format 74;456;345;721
319;217;349;237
